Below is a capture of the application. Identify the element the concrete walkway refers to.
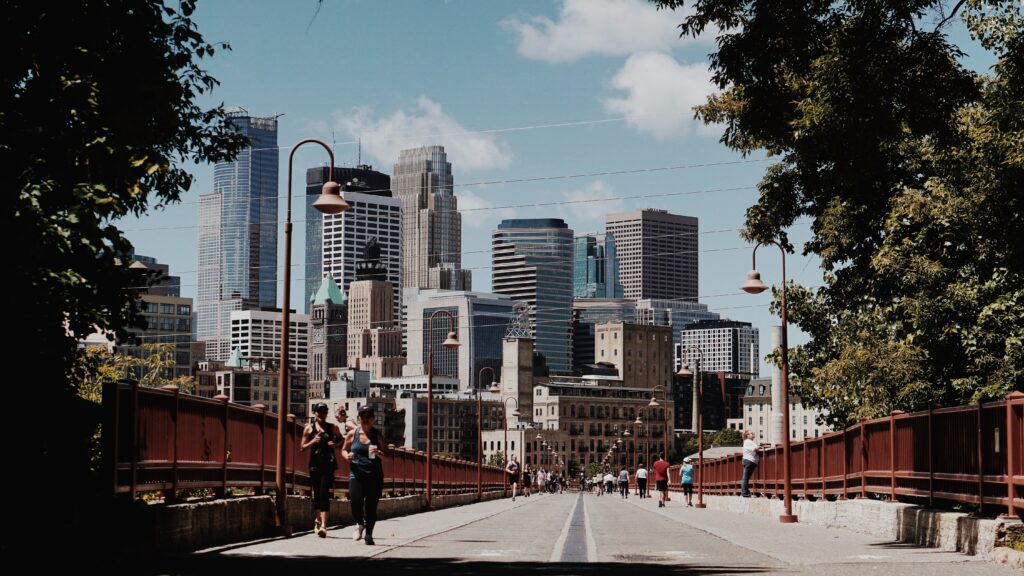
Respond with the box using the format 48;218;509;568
157;490;1017;575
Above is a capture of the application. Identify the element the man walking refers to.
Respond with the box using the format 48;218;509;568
652;454;670;508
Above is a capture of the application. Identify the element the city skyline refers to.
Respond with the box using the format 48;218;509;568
122;1;990;376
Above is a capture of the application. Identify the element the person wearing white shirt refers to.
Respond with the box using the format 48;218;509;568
635;464;648;498
741;430;760;497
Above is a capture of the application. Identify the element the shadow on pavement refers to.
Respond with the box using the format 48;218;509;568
151;555;775;576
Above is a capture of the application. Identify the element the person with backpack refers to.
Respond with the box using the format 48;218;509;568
301;402;340;538
341;405;387;545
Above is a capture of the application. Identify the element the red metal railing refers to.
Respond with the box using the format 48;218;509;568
668;392;1024;517
103;382;506;500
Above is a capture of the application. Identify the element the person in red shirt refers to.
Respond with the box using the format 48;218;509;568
652;454;671;508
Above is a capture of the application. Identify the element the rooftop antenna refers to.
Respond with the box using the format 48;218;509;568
358;136;362;166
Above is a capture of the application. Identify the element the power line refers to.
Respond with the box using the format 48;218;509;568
131;221;776;279
125;157;771;213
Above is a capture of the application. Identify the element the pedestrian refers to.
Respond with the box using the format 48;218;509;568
334;405;357;434
618;466;630;499
301;402;340;537
341;405;387;545
681;457;695;507
592;473;601;495
741;430;759;497
522;465;533;497
505;454;521;501
652;454;670;507
603;470;615;494
636;463;648;499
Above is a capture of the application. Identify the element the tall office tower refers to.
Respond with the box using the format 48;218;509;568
573;232;623;298
679;319;760;375
347;239;405;378
492;218;575;374
309;275;347;386
197;109;279;360
312;171;402;321
392;145;471;290
304;165;392;312
605;209;698;301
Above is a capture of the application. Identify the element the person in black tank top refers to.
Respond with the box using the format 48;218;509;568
342;405;387;545
301;403;339;537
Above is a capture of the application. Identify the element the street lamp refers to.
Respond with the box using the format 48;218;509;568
275;139;350;535
742;241;798;523
678;348;706;508
476;366;497;502
649;385;670;463
425;310;460;510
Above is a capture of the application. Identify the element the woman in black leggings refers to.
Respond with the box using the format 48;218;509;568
342;405;387;545
301;403;339;538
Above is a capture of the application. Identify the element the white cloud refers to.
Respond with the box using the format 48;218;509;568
457;188;517;228
502;0;707;63
335;96;513;172
602;52;718;140
558;181;623;227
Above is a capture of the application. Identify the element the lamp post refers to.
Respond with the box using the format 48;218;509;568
275;139;350;535
624;428;636;494
677;347;707;508
742;241;798;523
648;385;670;463
499;396;521;496
476;366;497;502
425;310;460;510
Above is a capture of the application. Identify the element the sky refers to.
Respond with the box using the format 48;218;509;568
124;0;995;377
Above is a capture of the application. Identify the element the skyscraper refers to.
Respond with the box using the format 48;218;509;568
304;165;392;312
197;109;279;360
573;232;623;298
308;168;402;322
679;319;760;375
605;209;698;301
392;146;471;291
492;218;574;373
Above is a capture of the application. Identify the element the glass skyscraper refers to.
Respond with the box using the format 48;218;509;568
573;232;623;298
197;109;279;359
492;218;575;374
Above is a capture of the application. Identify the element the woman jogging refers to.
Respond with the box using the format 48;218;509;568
301;403;339;538
342;405;387;545
505;454;521;501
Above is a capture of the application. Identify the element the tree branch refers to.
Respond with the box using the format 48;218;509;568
934;0;968;31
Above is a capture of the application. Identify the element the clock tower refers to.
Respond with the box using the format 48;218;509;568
308;274;348;397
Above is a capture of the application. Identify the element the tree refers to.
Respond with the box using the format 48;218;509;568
5;0;245;552
657;0;1022;425
487;452;506;468
77;343;199;404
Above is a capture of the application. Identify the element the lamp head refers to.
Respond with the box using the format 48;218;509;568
312;181;350;214
741;270;769;294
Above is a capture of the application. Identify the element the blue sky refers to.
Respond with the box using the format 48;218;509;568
125;0;994;376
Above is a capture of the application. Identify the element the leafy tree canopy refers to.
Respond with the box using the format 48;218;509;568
7;0;246;394
657;0;1022;425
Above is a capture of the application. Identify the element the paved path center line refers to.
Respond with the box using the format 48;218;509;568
549;493;581;562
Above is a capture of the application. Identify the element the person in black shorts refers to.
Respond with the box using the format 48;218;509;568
301;402;340;537
522;465;533;497
505;454;521;501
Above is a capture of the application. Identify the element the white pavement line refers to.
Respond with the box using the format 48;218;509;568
549;494;580;562
362;497;536;560
582;494;598;563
